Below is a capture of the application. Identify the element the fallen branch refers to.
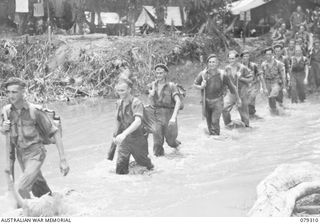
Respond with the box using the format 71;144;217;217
249;162;320;217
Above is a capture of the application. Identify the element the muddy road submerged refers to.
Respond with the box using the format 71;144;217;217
0;88;320;217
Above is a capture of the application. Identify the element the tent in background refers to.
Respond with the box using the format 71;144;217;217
230;0;269;15
143;5;157;19
165;6;182;26
135;5;183;28
96;12;120;26
135;6;155;28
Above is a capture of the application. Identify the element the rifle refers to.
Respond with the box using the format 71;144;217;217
2;106;15;187
107;126;123;161
201;69;208;120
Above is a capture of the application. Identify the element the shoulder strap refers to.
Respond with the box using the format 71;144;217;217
131;97;144;114
218;69;225;81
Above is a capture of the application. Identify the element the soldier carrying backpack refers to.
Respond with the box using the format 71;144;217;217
144;63;183;157
193;54;241;136
0;77;69;200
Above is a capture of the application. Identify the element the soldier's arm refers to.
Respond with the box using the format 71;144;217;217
0;106;10;134
120;117;142;138
193;71;205;90
279;63;287;89
36;110;69;176
170;94;181;123
259;64;268;92
53;132;69;176
113;101;122;136
114;100;144;144
238;66;253;84
290;13;294;28
224;75;241;103
0;111;4;134
305;57;310;82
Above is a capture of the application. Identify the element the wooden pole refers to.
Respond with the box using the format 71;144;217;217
243;12;246;48
47;0;51;45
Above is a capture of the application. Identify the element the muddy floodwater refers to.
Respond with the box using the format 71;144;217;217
0;88;320;216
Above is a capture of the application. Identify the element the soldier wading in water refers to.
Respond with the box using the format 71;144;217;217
144;64;182;156
194;54;240;136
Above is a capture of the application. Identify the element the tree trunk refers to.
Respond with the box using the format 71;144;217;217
155;0;168;34
249;162;320;217
128;0;137;36
73;0;86;34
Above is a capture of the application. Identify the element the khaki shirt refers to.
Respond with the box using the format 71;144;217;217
150;82;179;109
225;63;252;90
116;96;144;137
247;62;262;84
261;59;285;81
1;102;58;149
290;12;306;26
194;69;237;99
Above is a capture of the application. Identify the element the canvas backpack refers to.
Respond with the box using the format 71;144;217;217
28;103;62;145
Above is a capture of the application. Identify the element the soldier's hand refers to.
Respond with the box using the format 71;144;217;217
2;120;11;132
201;80;207;89
60;159;70;176
304;78;308;85
169;118;176;126
283;88;288;96
262;88;268;96
236;99;242;107
149;81;157;96
115;133;127;145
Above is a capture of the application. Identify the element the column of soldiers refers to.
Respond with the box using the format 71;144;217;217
1;7;320;210
1;37;319;202
196;34;320;136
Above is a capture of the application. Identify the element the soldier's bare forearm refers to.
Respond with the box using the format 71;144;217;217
54;132;67;161
171;95;181;121
122;117;141;137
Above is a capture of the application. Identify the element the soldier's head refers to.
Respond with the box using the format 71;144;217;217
4;77;26;105
299;25;306;32
116;70;133;100
297;5;302;12
295;45;303;56
280;23;286;30
314;39;320;49
264;47;274;61
206;54;218;70
154;63;168;81
228;51;239;65
296;37;303;45
273;44;283;58
289;39;295;48
240;50;250;64
115;79;132;100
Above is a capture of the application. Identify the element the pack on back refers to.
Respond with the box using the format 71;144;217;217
28;103;62;145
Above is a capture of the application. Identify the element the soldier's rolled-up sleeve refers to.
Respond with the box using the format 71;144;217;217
171;84;179;99
194;72;204;85
132;100;144;119
224;75;237;95
35;110;58;138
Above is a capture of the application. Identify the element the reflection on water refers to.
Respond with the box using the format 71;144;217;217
1;90;320;216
